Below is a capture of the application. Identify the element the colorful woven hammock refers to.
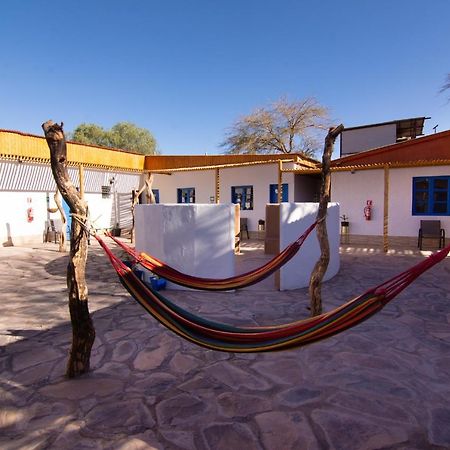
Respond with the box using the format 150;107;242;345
96;234;450;352
105;220;318;291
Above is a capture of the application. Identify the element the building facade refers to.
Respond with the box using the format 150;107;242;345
1;126;449;247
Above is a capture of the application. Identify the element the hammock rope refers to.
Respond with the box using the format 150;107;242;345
95;234;450;352
104;220;319;291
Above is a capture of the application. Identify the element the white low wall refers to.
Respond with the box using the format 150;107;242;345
135;204;235;290
279;203;340;290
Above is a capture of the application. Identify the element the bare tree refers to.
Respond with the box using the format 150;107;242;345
42;120;95;377
222;97;328;157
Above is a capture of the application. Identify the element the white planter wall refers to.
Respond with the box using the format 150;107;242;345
135;204;235;290
279;203;340;290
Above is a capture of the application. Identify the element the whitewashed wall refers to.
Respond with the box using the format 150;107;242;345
389;166;450;236
152;164;296;232
331;165;450;237
279;203;340;290
135;204;235;290
0;191;50;245
152;171;216;204
341;123;396;156
0;160;140;244
331;169;384;236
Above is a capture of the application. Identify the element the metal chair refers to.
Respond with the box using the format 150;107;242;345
418;220;445;250
44;219;63;243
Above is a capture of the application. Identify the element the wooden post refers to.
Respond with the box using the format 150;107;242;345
131;172;155;243
383;165;389;253
215;168;220;203
309;125;344;317
42;120;95;378
278;160;283;203
78;165;85;199
145;172;156;204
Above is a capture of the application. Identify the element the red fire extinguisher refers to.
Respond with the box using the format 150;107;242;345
26;197;34;223
364;200;372;221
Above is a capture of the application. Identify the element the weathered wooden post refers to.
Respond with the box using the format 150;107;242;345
42;120;95;377
131;171;156;243
309;125;344;317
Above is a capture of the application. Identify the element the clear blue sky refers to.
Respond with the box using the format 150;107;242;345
1;0;449;157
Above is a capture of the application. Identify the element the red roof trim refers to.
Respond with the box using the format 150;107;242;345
333;129;450;166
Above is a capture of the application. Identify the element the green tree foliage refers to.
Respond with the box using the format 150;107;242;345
71;122;158;155
221;97;328;158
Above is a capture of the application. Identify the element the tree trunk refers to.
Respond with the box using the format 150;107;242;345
42;120;95;377
309;125;344;317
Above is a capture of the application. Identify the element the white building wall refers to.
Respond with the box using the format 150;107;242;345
341;124;396;155
331;170;385;236
389;166;450;236
152;171;216;204
332;165;450;237
220;164;293;231
0;160;141;244
152;164;295;232
0;191;50;245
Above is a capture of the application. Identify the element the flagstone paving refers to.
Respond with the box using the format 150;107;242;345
0;239;449;449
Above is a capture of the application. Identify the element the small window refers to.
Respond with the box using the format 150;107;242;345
152;189;160;204
101;185;111;198
177;187;195;204
412;176;450;216
269;183;289;203
232;186;253;210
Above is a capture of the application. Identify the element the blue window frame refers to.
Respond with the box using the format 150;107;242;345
152;189;160;204
177;187;195;203
412;176;450;215
232;185;253;210
269;183;289;203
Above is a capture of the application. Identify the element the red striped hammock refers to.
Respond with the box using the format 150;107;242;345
96;235;450;352
105;220;318;290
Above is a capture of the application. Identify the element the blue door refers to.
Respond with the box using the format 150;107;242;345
152;189;160;203
270;183;289;202
62;198;71;239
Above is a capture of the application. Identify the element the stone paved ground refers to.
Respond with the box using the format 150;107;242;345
0;239;449;449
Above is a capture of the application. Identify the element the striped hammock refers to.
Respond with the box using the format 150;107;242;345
105;220;318;291
96;235;450;352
